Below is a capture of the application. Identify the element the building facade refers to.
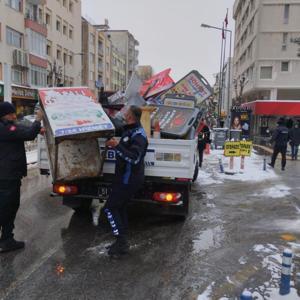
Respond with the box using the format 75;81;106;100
233;0;300;103
103;30;139;85
45;0;82;87
136;65;153;81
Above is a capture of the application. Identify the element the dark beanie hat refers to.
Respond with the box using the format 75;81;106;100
0;102;16;118
277;117;285;125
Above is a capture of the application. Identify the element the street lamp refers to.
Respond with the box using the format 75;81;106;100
201;23;232;126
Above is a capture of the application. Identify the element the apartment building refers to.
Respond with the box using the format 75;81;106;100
111;45;126;92
136;65;153;81
45;0;82;87
103;30;139;85
0;0;47;114
233;0;300;102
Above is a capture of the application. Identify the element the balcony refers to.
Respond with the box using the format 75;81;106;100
26;0;47;5
25;14;47;37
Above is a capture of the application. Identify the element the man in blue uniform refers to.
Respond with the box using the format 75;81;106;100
0;102;42;253
104;105;148;257
269;117;290;171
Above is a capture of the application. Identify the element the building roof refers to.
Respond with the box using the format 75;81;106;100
242;100;300;116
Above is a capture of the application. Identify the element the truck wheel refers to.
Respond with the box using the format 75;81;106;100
192;164;199;182
177;187;189;221
73;199;92;214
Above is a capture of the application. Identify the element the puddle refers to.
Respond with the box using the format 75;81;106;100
193;225;224;253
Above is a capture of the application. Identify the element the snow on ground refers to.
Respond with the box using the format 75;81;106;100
197;149;278;186
26;149;37;165
252;185;291;199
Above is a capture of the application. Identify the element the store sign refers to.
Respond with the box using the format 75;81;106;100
12;86;37;100
224;141;253;157
224;141;241;157
240;141;253;157
0;84;4;97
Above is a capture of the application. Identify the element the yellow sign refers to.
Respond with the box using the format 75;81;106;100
224;141;241;157
240;141;253;157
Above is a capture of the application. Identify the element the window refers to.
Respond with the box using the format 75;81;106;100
31;65;47;87
45;12;51;26
46;41;52;56
11;68;23;84
281;61;289;72
29;31;46;57
5;0;22;12
284;4;289;24
63;0;67;8
89;53;95;65
57;46;62;60
282;33;288;51
69;52;73;65
90;33;95;46
63;23;67;35
63;52;67;64
69;26;73;39
69;1;73;12
260;66;272;79
56;17;61;32
6;27;22;48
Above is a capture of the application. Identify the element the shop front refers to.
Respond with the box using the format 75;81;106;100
11;85;38;117
242;100;300;138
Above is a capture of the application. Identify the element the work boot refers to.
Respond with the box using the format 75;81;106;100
268;163;274;168
107;236;129;256
0;238;25;253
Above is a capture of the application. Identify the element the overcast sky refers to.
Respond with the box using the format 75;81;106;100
82;0;235;85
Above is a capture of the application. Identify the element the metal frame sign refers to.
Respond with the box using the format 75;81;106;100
38;87;114;138
224;141;253;157
224;141;241;157
240;141;253;157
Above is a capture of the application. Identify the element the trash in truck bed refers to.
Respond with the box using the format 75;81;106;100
150;105;199;138
38;87;115;141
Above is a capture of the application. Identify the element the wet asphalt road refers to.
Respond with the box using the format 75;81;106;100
1;159;300;300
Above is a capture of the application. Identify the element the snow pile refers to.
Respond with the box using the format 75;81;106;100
252;185;291;199
26;149;37;165
198;150;278;185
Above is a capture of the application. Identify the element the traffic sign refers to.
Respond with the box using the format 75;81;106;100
224;141;241;157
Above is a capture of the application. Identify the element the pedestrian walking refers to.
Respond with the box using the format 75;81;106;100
268;117;290;171
103;105;148;257
197;119;210;168
0;102;43;253
289;120;300;160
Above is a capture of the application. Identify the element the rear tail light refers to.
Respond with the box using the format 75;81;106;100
53;184;78;195
176;178;190;182
153;192;181;203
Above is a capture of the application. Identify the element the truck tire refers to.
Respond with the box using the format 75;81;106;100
192;164;199;182
176;186;189;221
63;196;92;214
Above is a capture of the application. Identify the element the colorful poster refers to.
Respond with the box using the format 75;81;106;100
224;141;241;157
140;68;174;98
161;70;212;106
230;107;252;139
38;87;114;138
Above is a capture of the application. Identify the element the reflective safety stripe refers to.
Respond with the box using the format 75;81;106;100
104;208;119;236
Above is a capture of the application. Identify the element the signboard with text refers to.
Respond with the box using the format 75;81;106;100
38;87;114;139
224;141;253;157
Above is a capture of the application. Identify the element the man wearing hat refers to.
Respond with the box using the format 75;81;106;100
0;102;43;253
269;117;290;171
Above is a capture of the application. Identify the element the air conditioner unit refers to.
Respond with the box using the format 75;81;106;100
13;49;23;66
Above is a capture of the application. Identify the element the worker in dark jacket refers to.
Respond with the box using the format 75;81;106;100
103;105;148;257
269;117;289;171
197;119;210;168
289;120;300;160
0;102;42;253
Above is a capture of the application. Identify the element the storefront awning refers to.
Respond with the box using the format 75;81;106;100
241;100;300;116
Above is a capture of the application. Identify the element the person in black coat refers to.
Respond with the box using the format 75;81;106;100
289;120;300;160
0;102;42;253
197;119;210;168
103;105;148;256
269;117;290;171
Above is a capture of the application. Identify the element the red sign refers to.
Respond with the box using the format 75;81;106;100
140;68;174;98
